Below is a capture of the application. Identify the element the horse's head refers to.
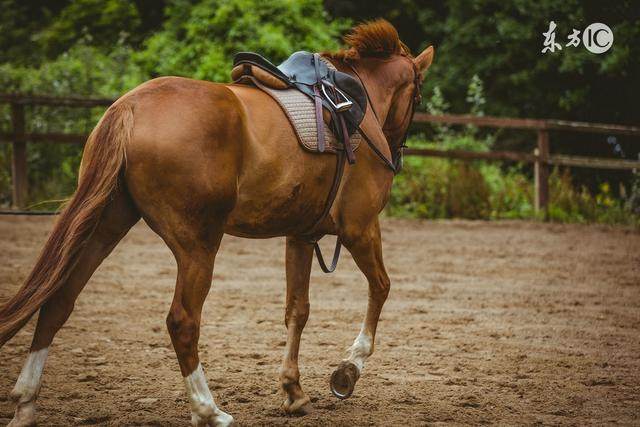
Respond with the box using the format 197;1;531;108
324;19;434;171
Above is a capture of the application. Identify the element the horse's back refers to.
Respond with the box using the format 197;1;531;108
125;76;244;151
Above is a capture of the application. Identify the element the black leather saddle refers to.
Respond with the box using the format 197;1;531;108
232;51;367;162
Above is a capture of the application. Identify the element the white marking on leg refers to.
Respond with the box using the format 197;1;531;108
346;330;372;372
184;363;233;427
9;347;49;427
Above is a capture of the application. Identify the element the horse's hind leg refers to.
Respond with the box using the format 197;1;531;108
9;190;139;427
330;219;390;399
280;237;313;414
161;220;232;427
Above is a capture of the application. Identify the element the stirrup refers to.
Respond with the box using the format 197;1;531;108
313;237;342;273
321;83;353;112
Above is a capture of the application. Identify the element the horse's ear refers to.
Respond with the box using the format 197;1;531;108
414;45;434;75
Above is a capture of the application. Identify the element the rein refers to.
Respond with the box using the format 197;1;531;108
347;55;422;174
391;58;423;172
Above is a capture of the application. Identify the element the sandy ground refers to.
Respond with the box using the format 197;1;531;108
0;216;639;426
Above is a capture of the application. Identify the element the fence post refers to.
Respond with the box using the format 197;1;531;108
11;102;27;209
534;129;549;214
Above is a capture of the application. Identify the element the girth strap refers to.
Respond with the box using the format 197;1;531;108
305;151;346;235
303;151;346;273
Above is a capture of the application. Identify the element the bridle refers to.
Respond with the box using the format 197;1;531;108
347;55;423;174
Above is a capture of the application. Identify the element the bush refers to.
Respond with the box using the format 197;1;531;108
388;75;638;227
0;41;144;207
547;168;638;226
388;137;528;221
389;136;639;227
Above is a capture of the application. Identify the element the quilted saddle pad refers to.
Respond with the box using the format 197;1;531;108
249;78;362;154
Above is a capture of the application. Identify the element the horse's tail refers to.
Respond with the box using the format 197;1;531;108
0;102;134;348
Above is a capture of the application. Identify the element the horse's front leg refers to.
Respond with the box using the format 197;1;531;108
331;219;390;399
280;236;314;414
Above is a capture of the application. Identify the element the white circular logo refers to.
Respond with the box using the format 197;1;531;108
582;23;613;54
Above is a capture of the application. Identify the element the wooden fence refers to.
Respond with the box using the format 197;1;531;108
411;113;640;212
1;93;639;211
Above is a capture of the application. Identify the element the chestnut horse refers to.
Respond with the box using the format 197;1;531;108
0;19;433;426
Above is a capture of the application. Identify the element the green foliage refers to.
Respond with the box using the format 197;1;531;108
36;0;141;58
547;168;638;226
136;0;348;82
390;75;637;226
480;163;534;219
0;38;145;206
420;1;640;127
465;74;486;117
390;138;638;227
0;0;346;98
0;0;164;65
626;174;640;216
0;42;144;98
389;137;533;221
0;0;346;207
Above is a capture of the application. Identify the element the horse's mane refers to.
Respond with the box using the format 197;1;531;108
323;19;412;61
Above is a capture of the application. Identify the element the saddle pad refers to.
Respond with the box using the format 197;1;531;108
251;78;361;154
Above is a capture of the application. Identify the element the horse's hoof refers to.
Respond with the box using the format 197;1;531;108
7;402;37;427
330;361;360;399
191;410;233;426
214;411;234;427
282;395;312;415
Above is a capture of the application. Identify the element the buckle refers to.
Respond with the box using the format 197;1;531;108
321;83;353;112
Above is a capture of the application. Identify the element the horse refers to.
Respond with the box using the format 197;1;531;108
0;19;433;426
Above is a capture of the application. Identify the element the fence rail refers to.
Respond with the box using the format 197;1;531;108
1;94;639;211
414;113;640;136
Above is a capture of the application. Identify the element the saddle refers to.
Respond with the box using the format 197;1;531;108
231;51;392;274
232;51;367;163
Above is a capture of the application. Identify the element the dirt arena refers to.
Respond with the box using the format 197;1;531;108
0;216;639;426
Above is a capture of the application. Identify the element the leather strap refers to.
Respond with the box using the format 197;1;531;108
304;151;346;238
314;237;342;273
361;130;397;172
358;104;396;173
313;54;326;153
339;114;356;164
348;63;381;124
347;57;422;175
313;85;326;153
306;152;346;273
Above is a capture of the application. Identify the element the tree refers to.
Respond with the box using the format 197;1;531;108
327;0;640;125
137;0;348;82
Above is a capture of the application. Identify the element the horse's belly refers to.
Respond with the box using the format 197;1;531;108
224;178;327;238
